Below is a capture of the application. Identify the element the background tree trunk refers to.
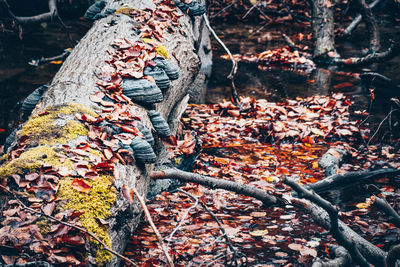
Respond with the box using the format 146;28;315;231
310;0;336;58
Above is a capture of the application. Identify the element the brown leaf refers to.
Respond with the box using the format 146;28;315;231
42;202;56;216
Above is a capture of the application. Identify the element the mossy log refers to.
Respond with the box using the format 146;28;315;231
0;0;210;266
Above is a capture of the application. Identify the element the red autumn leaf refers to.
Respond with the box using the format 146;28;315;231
69;210;85;220
161;135;177;146
94;161;114;171
38;111;50;116
62;235;85;246
71;178;91;193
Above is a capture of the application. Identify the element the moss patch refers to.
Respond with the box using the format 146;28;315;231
19;103;96;146
0;145;73;178
57;175;117;265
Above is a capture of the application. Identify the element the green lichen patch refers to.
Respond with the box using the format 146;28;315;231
19;103;96;146
57;175;117;265
0;145;73;178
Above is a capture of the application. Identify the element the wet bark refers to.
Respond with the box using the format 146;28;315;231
301;168;400;194
310;0;336;59
0;0;210;265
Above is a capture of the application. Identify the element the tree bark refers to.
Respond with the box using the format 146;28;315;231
310;0;336;59
302;168;400;194
0;0;209;265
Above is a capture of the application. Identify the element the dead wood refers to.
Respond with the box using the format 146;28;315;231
341;0;383;38
385;244;400;267
353;0;380;52
372;196;400;228
302;168;400;194
284;177;370;267
290;197;386;266
310;0;336;58
150;168;387;266
333;41;400;66
0;0;58;24
0;0;209;265
312;245;351;267
318;148;348;177
150;168;279;206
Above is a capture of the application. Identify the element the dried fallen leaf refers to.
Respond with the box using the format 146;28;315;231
71;178;91;193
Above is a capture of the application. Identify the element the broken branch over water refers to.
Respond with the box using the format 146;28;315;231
150;168;279;206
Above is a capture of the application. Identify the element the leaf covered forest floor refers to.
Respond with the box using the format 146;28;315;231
124;94;400;266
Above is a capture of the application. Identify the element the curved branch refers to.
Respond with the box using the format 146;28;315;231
284;177;370;267
334;41;400;66
1;0;58;24
150;168;279;206
353;0;380;52
372;196;400;228
341;0;383;38
385;244;400;267
302;168;400;195
312;246;351;267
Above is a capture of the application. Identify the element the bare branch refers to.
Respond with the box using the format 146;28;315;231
334;41;400;66
202;14;239;104
353;0;380;52
150;168;279;206
131;186;175;267
1;0;58;24
283;176;370;267
300;168;400;195
341;0;383;37
312;245;351;267
372;196;400;228
385;244;400;267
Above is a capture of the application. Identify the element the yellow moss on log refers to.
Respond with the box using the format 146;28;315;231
0;145;73;178
19;103;96;146
57;175;117;265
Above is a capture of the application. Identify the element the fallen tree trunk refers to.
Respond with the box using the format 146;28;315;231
0;0;209;265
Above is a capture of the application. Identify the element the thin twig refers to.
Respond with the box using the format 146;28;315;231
367;108;399;147
202;14;239;104
56;13;74;47
131;186;175;267
210;2;236;19
341;0;383;37
166;191;199;244
0;184;138;267
242;4;258;19
178;189;247;266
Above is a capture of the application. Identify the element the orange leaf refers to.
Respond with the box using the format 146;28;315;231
71;178;91;193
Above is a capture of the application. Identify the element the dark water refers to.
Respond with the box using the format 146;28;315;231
0;19;91;145
207;22;400;120
1;17;400;145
